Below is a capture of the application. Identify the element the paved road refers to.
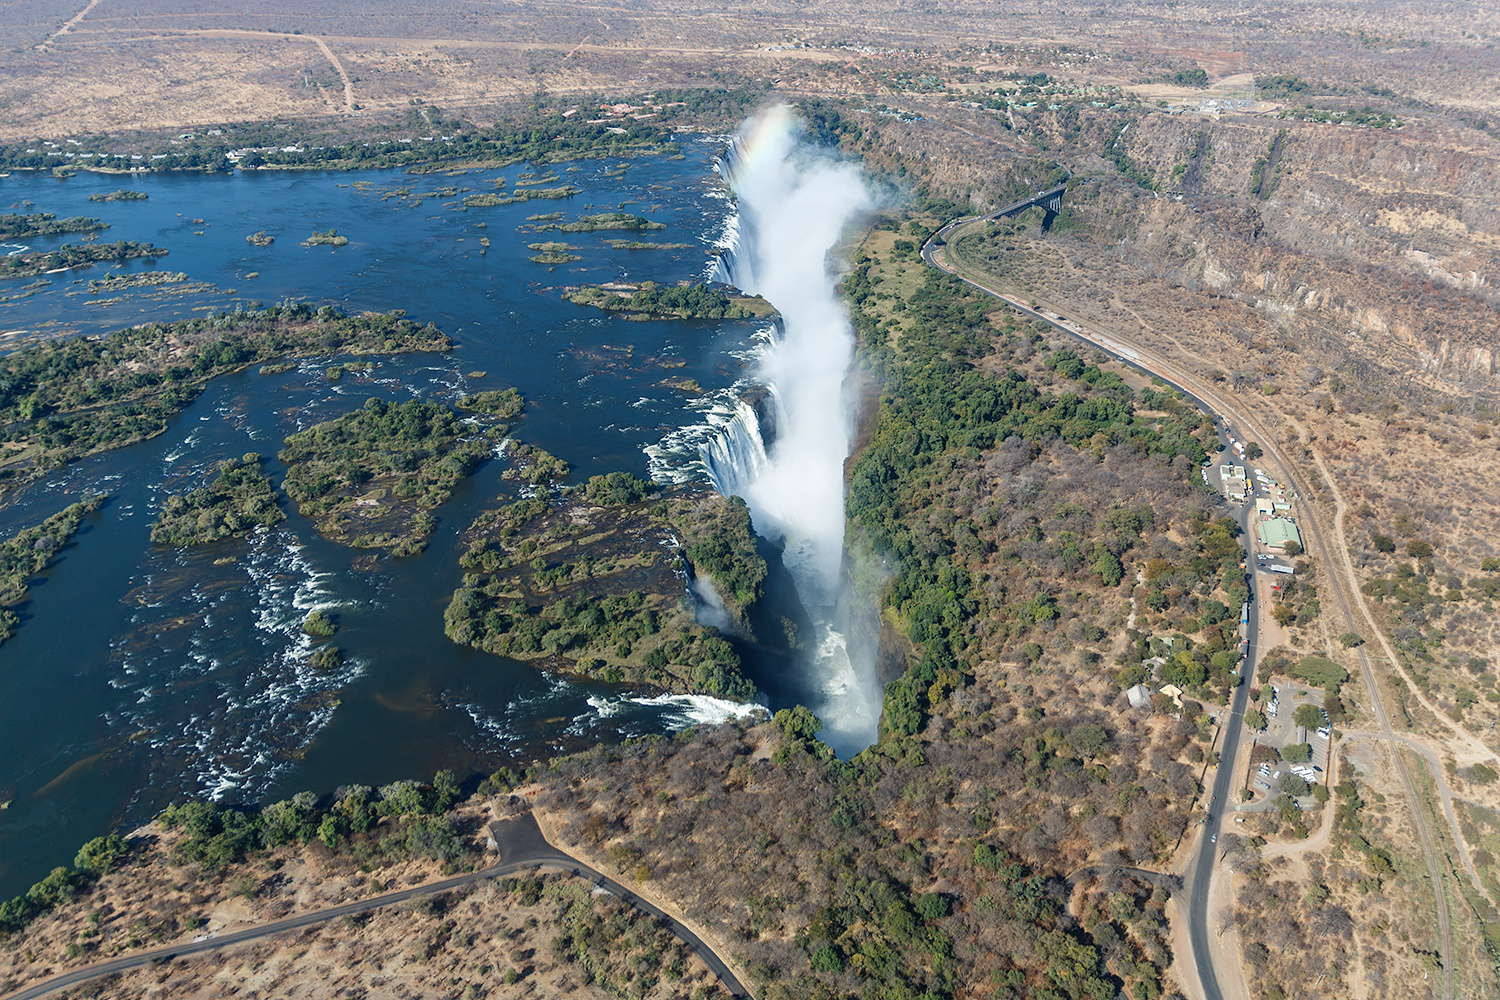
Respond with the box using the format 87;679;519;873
0;813;749;1000
925;229;1468;999
922;231;1271;1000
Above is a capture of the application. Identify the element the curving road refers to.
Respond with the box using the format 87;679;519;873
0;813;749;1000
922;220;1459;1000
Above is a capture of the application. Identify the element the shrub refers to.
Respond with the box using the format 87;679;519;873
1291;656;1348;689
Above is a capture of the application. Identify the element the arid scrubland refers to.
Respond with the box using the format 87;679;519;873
0;795;727;1000
4;0;1500;137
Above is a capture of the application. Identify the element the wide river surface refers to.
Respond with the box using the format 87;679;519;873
0;143;776;897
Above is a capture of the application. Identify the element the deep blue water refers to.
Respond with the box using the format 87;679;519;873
0;145;774;898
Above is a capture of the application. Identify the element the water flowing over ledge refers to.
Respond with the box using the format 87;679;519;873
671;105;882;755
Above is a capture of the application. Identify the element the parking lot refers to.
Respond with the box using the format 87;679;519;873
1249;683;1330;800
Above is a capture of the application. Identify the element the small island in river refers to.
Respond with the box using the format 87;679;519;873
278;398;504;556
565;281;773;320
0;496;104;645
0;305;453;493
151;454;284;546
0;241;167;279
444;473;765;700
0;212;107;238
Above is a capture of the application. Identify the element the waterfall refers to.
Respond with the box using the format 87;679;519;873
697;105;881;756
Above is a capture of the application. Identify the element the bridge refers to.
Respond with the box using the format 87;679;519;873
924;183;1069;254
990;183;1067;224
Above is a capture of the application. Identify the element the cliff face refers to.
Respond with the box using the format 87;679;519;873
1091;114;1500;393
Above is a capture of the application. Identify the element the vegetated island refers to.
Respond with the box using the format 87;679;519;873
535;212;666;233
0;305;453;493
565;281;774;320
462;186;576;208
528;241;580;264
0;779;733;1000
445;472;764;700
0;241;167;279
245;230;274;246
87;190;148;202
455;387;524;417
278;397;507;556
150;454;284;546
605;239;695;250
0;212;107;238
301;229;349;247
0;496;104;645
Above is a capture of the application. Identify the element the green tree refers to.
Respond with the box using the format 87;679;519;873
1338;631;1363;648
773;705;824;755
1244;709;1267;731
1067;723;1110;760
1372;534;1396;553
1279;773;1311;796
1293;703;1324;729
317;813;346;850
1092;549;1124;587
1407;539;1434;559
915;893;951;920
73;834;128;876
1281;743;1312;763
1245;442;1264;460
1283;541;1303;557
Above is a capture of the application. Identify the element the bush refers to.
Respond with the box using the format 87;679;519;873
1467;763;1498;785
1290;656;1348;689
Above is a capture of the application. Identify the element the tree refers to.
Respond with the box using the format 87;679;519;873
1407;539;1434;559
1245;709;1267;731
1067;723;1110;760
773;705;824;751
1372;534;1396;553
1271;603;1295;626
1467;763;1498;785
1279;773;1310;796
1282;541;1303;557
1481;557;1500;572
915;892;951;920
1293;703;1324;730
1339;631;1363;648
1281;743;1312;763
1092;549;1124;587
1245;442;1264;460
73;834;128;876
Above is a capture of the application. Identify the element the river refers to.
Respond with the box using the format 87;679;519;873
0;143;778;898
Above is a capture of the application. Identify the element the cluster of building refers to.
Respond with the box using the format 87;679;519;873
1214;435;1303;556
572;101;687;124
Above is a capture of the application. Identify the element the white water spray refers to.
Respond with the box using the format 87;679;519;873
710;105;881;755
